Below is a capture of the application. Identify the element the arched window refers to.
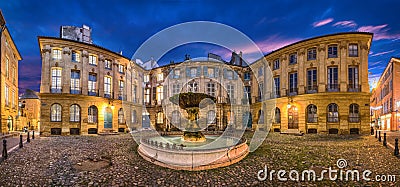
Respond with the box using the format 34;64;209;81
70;104;80;122
172;110;181;125
307;105;318;123
327;103;339;123
258;110;264;124
51;104;62;122
207;110;216;124
349;104;360;122
118;108;124;124
131;110;137;124
274;108;281;123
157;112;164;124
88;105;98;123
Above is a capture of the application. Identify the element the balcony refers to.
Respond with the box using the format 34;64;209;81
348;84;361;92
88;90;99;96
70;88;82;94
326;84;340;92
286;88;298;96
305;85;318;94
51;88;62;93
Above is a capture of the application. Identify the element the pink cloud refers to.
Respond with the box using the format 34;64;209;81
370;50;395;57
333;20;357;28
357;24;400;40
312;18;334;27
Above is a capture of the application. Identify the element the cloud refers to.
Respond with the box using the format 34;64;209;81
312;18;334;27
370;50;395;57
357;24;400;40
333;20;357;28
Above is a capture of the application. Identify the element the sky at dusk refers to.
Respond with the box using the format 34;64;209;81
1;0;400;93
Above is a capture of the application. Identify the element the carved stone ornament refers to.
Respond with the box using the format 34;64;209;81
63;47;71;55
74;65;77;69
41;48;51;54
81;51;89;58
98;55;105;62
55;62;59;67
310;63;313;67
330;61;335;65
92;68;95;73
107;72;111;76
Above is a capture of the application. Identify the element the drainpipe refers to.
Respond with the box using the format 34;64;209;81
0;10;7;134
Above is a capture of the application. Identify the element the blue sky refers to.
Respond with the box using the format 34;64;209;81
1;0;399;92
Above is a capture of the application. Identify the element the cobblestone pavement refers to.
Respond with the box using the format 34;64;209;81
0;133;399;186
0;133;28;154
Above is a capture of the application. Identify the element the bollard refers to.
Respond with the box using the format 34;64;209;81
27;132;30;143
383;133;387;146
394;138;399;156
19;135;23;148
375;130;378;138
32;131;35;140
2;139;7;159
371;127;374;135
378;131;381;142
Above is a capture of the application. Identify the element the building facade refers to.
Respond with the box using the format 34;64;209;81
17;89;41;131
38;36;146;136
371;57;400;131
0;11;22;134
252;32;372;134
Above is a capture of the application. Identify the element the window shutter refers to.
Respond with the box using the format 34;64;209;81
203;66;208;77
196;67;201;77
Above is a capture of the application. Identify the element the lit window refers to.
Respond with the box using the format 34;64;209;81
156;86;163;102
5;85;9;106
53;49;62;60
144;75;150;83
70;104;80;122
119;64;125;74
307;48;317;60
145;88;150;104
348;44;358;57
157;73;164;81
327;103;339;122
70;71;80;94
157;112;164;124
307;105;317;123
51;68;62;93
72;51;80;62
328;45;338;58
88;106;98;123
104;76;112;98
88;73;97;96
89;55;97;65
105;59;112;69
51;104;62;122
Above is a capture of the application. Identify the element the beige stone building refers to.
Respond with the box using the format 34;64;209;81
0;11;22;134
17;89;41;131
251;32;373;134
38;35;146;136
371;57;400;131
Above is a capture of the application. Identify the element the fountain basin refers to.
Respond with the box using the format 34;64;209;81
138;135;249;171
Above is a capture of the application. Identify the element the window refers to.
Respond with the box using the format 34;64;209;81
273;59;280;70
258;82;263;101
207;67;215;78
173;69;180;79
172;110;181;125
244;72;251;80
89;55;97;65
156;112;164;124
118;108;124;124
306;69;317;93
190;67;197;77
258;110;264;124
225;70;234;80
88;106;98;123
118;80;125;100
53;49;62;60
172;84;181;95
5;85;9;106
70;71;80;94
119;64;125;74
145;88;150;104
157;73;163;81
132;110;137;124
307;48;317;60
207;82;216;96
144;75;150;83
188;82;198;92
327;103;339;123
104;76;112;98
51;104;62;122
348;44;358;57
244;86;251;102
70;104;80;122
207;110;216;124
258;66;263;77
349;104;360;122
132;85;137;103
307;105;318;123
273;77;280;97
289;72;298;94
289;53;297;64
11;90;15;109
5;57;9;78
328;45;338;58
227;84;234;100
51;68;62;93
156;86;163;102
274;108;281;123
105;59;112;69
348;66;359;91
72;51;80;62
88;73;97;96
12;67;16;84
327;67;339;91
